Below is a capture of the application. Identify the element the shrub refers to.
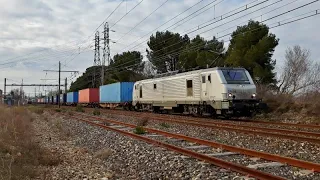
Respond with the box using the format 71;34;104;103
93;108;100;116
134;126;146;135
75;104;84;112
137;117;149;126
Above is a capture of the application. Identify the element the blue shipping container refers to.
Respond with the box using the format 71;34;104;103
54;95;59;104
100;82;134;103
67;92;79;103
60;94;67;103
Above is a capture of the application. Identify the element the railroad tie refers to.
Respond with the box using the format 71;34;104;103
205;152;239;157
144;134;163;137
247;162;284;169
184;145;209;150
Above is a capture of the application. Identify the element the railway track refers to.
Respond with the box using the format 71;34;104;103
61;112;320;179
103;108;320;130
97;109;320;144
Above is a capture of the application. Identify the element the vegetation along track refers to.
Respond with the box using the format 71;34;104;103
96;109;320;144
61;112;320;179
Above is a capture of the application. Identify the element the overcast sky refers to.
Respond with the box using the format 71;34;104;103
0;0;319;96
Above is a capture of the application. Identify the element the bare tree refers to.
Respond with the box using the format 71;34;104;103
278;45;320;95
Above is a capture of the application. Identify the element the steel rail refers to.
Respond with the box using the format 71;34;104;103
100;111;320;144
236;119;320;129
105;109;320;129
148;115;320;137
66;114;286;180
72;113;320;172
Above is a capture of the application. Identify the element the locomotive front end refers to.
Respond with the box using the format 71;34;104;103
218;68;266;116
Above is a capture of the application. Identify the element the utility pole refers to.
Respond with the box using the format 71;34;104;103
58;61;61;108
93;31;100;88
43;62;78;108
102;22;109;86
4;78;6;98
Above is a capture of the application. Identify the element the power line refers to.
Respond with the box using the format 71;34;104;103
105;8;320;74
114;0;220;53
122;0;263;54
115;0;170;43
109;0;277;70
110;0;145;28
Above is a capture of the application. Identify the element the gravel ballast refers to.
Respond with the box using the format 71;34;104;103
33;111;251;179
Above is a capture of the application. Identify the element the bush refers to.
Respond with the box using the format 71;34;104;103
137;117;149;126
134;126;146;135
93;108;100;116
75;104;84;112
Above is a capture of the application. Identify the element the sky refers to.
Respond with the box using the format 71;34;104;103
0;0;319;97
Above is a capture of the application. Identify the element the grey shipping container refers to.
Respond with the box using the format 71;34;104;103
100;82;134;103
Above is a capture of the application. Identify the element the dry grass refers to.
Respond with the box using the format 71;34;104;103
0;106;61;180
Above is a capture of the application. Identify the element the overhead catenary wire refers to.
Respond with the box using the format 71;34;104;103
115;0;170;43
110;0;145;29
133;0;272;52
115;0;240;53
104;9;320;74
108;0;286;70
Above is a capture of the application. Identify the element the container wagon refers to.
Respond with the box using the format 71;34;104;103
50;96;53;104
78;88;99;107
53;95;59;105
99;82;134;109
60;94;67;105
67;92;78;106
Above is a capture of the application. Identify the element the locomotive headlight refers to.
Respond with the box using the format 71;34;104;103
252;93;256;98
228;93;233;97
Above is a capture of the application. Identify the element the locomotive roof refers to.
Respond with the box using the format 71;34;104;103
138;67;246;82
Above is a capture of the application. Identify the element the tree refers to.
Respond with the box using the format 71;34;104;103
226;20;279;85
107;51;145;82
69;51;146;92
147;31;189;73
69;66;101;91
278;45;320;95
178;35;224;70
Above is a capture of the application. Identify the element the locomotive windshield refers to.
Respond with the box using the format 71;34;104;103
221;69;250;84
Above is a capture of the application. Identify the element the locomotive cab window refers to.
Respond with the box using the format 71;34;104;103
202;76;206;83
186;80;193;96
153;83;157;89
208;75;211;83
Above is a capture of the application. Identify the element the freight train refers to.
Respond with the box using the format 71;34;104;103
38;67;266;117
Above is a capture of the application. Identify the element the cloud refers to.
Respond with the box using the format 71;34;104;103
0;0;319;95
